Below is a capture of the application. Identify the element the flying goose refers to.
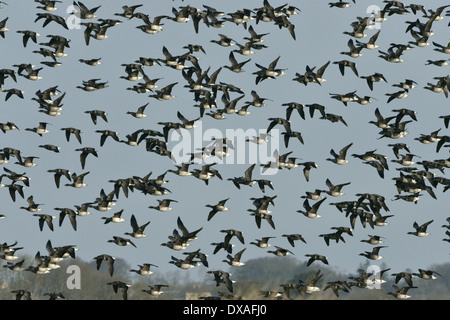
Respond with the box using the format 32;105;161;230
407;220;433;237
107;281;130;300
327;143;353;165
282;233;307;247
324;178;351;197
359;246;387;260
74;147;98;169
130;263;158;276
267;246;294;257
297;197;327;218
387;285;417;299
298;269;323;294
124;214;150;238
101;209;125;224
142;284;169;296
205;198;230;221
65;171;89;188
305;254;329;266
108;236;136;248
250;236;275;249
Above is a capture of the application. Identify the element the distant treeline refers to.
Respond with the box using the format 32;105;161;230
0;255;449;300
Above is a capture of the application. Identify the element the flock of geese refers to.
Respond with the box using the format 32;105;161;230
0;0;450;300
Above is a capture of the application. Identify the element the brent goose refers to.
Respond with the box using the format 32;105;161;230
95;130;120;147
77;78;109;91
65;171;89;188
356;30;381;49
0;121;19;134
115;4;143;19
329;1;351;8
211;242;234;255
60;127;82;144
210;33;235;47
391;270;415;287
327;143;353;165
360;235;385;245
412;269;442;280
282;233;307;247
267;246;294;257
407;220;433;237
11;289;32;300
323;280;352;297
387;285;417;299
107;281;130;300
3;88;25;101
208;270;235;293
0;246;23;261
257;290;283;300
149;82;177;100
148;199;178;212
297;197;327;218
298;269;323;294
250;236;275;248
38;144;60;153
319;230;346;246
221;229;245;248
130;263;158;276
359;246;387;260
79;57;102;66
75;147;98;169
102;209;125;224
85;109;108;125
47;168;71;188
0;17;8;38
222;248;246;267
35;13;69;29
73;1;100;19
305;254;329;266
35;0;61;12
142;284;169;296
301;189;325;200
325;178;351;197
333;60;359;77
3;260;25;272
174;217;202;243
108;236;137;248
205;198;230;221
20;195;43;212
25;122;50;136
297;162;319;182
33;214;56;231
16;30;40;47
391;153;419;166
43;292;65;300
228;164;257;189
169;252;201;270
5;184;25;202
15;156;39;168
126;103;148;118
124;214;150;238
433;41;450;54
360;72;387;91
341;39;364;58
248;210;275;229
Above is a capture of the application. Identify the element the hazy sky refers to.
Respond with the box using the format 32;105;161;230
1;0;449;285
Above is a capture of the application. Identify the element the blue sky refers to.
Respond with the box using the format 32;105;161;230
1;0;449;283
